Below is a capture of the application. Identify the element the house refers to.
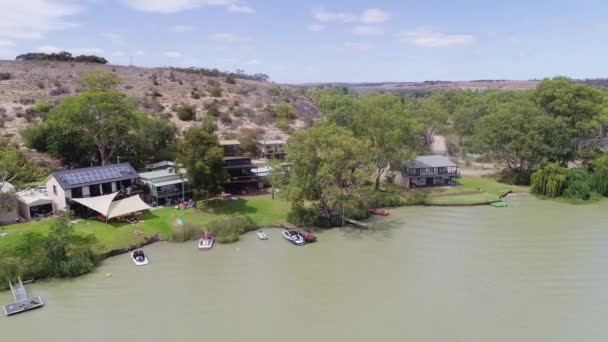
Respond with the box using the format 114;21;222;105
137;166;191;205
16;187;53;221
223;157;263;193
45;163;140;213
0;182;18;224
257;140;286;160
220;140;241;157
396;155;460;189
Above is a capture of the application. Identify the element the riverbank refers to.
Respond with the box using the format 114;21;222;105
426;176;529;205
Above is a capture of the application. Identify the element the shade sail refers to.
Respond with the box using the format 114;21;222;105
71;192;151;221
107;195;152;219
71;193;118;217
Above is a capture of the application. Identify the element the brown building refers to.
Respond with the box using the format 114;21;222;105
220;140;241;157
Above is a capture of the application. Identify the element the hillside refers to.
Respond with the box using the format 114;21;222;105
298;80;540;94
0;61;320;146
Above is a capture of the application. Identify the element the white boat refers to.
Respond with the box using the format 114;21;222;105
198;233;214;251
281;229;304;246
131;250;148;266
256;230;269;240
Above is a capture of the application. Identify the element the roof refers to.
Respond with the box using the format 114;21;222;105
220;140;240;146
0;182;15;193
155;179;188;187
403;155;457;169
138;168;187;181
223;156;252;161
16;189;52;206
257;140;286;145
142;161;174;171
50;163;139;190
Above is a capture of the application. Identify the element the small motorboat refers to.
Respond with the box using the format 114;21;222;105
368;208;390;216
131;249;148;266
297;229;317;243
198;232;214;251
256;230;269;240
281;229;304;246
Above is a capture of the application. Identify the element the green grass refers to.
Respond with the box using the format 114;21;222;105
426;176;529;205
0;195;290;256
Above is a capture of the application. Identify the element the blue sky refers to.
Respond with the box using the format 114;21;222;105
1;0;608;83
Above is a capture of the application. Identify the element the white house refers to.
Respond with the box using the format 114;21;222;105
45;163;140;213
16;187;53;221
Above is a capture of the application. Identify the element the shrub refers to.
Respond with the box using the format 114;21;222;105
176;104;196;121
204;101;221;117
267;85;281;96
209;86;223;98
0;72;12;81
169;223;203;242
531;163;568;198
219;111;232;124
201;115;218;133
151;73;160;86
151;90;162;97
36;81;45;89
274;102;296;121
563;168;595;201
225;76;236;84
191;89;201;99
207;79;220;87
49;87;70;96
19;97;36;105
206;216;256;244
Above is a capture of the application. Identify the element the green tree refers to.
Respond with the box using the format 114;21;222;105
406;94;450;149
176;127;227;199
281;124;370;223
201;115;218;134
474;95;571;184
78;70;121;91
531;163;568;198
44;217;73;276
353;94;420;191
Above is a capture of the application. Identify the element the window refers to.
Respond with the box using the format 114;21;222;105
53;185;57;195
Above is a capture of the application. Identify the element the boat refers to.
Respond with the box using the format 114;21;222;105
131;250;148;266
281;229;305;246
198;232;214;251
256;230;269;240
368;208;390;216
297;229;317;243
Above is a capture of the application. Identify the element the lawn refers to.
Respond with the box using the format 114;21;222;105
426;176;529;205
0;195;290;255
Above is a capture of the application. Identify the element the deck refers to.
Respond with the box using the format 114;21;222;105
2;278;45;316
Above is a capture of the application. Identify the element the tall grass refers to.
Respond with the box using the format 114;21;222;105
169;223;203;242
206;216;256;244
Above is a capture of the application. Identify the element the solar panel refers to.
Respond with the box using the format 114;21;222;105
62;165;135;186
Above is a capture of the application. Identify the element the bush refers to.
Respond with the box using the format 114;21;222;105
19;96;36;105
225;76;236;84
169;223;203;242
191;89;201;99
219;111;232;124
0;72;11;81
209;86;223;98
206;216;256;243
176;104;196;121
563;168;595;201
49;87;70;96
204;101;221;117
267;86;281;96
201;115;218;133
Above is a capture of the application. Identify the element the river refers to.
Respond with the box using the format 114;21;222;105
2;195;608;341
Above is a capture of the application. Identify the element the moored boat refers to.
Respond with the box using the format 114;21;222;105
297;229;317;243
198;232;214;251
256;230;269;240
281;229;304;245
368;208;390;216
131;250;149;266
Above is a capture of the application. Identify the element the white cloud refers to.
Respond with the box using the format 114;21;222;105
312;7;391;24
121;0;254;14
100;32;124;44
398;27;475;48
227;3;254;13
0;40;16;47
308;24;325;32
37;45;62;53
0;0;80;40
170;25;195;33
162;51;183;58
338;42;372;52
210;32;249;42
352;25;384;36
112;51;126;57
360;8;391;24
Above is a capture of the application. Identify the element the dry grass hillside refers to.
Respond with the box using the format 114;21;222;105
0;61;320;146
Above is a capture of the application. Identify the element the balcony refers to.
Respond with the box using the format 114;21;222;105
403;169;461;178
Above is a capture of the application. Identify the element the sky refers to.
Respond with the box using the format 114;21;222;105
1;0;608;83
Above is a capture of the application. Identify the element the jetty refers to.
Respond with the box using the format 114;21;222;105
2;278;44;316
344;218;369;229
278;221;298;229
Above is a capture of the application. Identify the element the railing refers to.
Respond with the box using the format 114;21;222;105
404;170;461;177
152;187;192;197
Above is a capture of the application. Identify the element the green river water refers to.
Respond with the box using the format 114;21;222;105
1;194;608;341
